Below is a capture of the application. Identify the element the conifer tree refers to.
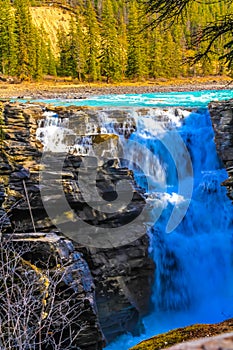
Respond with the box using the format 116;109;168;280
39;26;57;76
85;0;101;81
126;0;147;79
118;7;128;79
144;0;233;72
68;15;86;80
0;0;17;75
14;0;33;79
33;28;43;80
1;0;231;81
148;27;163;78
57;26;71;76
67;16;79;77
100;0;121;82
74;14;86;81
46;42;57;76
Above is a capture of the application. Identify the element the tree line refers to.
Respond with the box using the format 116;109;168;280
0;0;232;82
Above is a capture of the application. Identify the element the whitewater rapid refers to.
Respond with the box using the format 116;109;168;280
20;89;233;108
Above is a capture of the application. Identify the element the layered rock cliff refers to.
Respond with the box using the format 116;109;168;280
209;99;233;201
0;102;154;348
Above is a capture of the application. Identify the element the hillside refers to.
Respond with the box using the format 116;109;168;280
30;7;71;54
0;0;233;81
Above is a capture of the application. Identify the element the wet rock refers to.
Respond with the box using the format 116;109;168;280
209;99;233;201
79;236;154;342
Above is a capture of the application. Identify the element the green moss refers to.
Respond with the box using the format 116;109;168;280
130;319;233;350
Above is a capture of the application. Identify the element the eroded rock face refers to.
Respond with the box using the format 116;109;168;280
209;99;233;201
2;232;104;350
80;235;154;342
0;102;154;347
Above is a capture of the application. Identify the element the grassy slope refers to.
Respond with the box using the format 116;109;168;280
130;319;233;350
30;6;71;55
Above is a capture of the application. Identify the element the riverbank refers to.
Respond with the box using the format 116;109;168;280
0;76;232;100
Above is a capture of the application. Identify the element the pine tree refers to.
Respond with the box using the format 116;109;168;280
85;0;101;81
68;16;79;77
100;0;121;82
148;26;163;78
68;15;86;80
33;28;43;80
144;0;233;73
46;42;57;76
118;7;128;80
38;26;57;76
57;26;71;76
126;0;147;79
14;0;32;79
0;0;17;75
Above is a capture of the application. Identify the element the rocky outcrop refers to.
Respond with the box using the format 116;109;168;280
0;102;154;347
209;99;233;200
1;232;104;349
130;318;233;350
165;332;233;350
80;235;153;342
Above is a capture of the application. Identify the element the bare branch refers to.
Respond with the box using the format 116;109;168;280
0;236;86;350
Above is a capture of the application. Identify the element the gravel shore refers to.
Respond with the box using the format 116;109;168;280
0;78;232;100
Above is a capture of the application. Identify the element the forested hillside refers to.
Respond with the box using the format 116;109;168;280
0;0;232;81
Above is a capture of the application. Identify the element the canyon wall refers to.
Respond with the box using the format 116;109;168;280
0;102;154;348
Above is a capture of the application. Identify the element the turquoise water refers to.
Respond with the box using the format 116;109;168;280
17;88;233;108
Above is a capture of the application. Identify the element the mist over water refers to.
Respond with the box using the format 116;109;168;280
35;89;233;349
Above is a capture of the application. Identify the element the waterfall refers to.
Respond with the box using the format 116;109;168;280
126;108;233;312
106;107;233;349
37;105;233;349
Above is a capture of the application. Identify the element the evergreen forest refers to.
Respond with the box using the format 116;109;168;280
0;0;232;81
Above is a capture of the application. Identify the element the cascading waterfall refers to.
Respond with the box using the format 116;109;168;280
106;107;233;350
36;101;233;350
122;107;233;308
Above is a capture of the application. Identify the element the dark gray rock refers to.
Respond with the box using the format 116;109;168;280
209;99;233;201
2;232;104;350
0;102;154;348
